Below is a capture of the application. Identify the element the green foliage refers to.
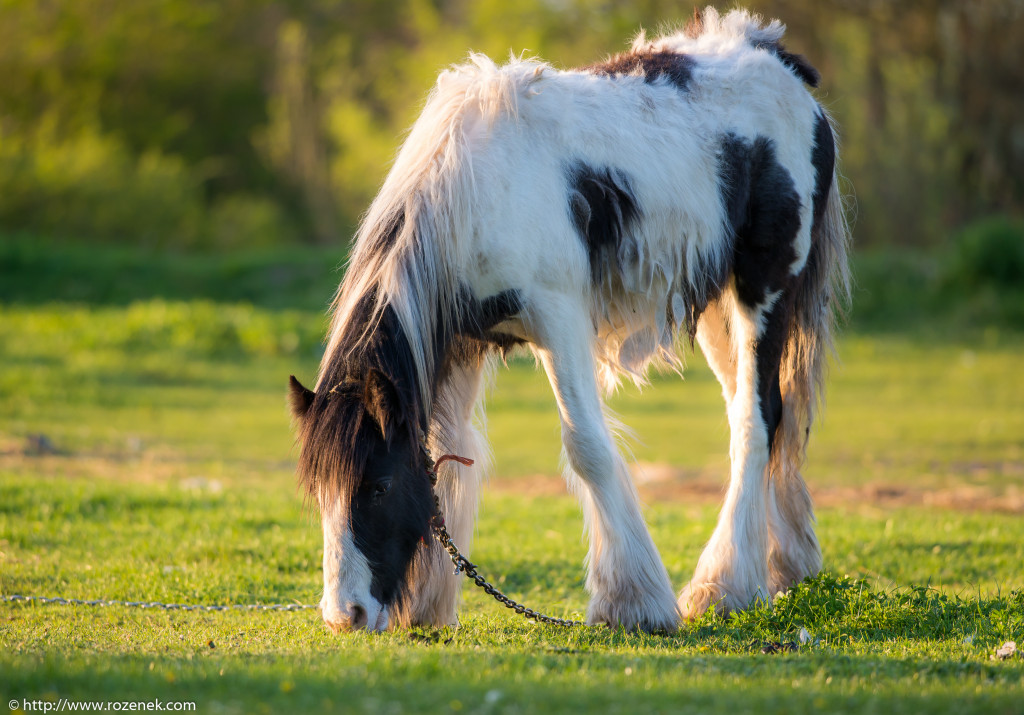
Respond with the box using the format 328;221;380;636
827;13;958;249
946;216;1024;290
2;0;1021;249
0;236;345;309
767;575;1024;642
848;250;941;330
0;300;324;362
0;0;277;197
0;127;205;247
851;228;1024;332
207;195;299;249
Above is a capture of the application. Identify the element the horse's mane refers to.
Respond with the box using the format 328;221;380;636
321;55;549;408
296;285;421;504
302;58;547;501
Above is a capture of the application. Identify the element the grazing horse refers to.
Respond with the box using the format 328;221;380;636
289;7;851;633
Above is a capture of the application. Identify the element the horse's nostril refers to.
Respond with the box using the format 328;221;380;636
346;602;368;630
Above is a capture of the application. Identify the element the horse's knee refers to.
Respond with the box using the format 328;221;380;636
562;423;616;483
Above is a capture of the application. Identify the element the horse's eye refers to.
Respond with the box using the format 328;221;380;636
373;478;393;497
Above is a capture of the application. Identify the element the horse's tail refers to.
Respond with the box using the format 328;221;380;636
769;110;851;575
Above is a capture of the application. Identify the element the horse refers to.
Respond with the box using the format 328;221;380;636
289;7;851;633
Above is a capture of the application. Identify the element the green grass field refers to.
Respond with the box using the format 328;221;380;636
2;244;1023;713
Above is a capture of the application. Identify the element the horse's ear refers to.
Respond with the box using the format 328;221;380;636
289;375;315;421
362;369;404;434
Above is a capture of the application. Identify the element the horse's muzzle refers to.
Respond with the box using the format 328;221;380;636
322;599;389;633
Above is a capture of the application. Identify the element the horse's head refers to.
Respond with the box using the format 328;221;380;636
289;371;431;632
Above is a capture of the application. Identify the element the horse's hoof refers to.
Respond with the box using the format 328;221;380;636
587;596;680;633
679;578;771;620
678;581;726;620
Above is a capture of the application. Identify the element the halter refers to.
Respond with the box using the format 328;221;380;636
418;435;583;628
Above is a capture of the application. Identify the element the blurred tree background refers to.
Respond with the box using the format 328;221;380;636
0;0;1021;254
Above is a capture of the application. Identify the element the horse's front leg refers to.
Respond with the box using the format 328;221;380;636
532;297;679;632
679;292;785;618
393;353;489;627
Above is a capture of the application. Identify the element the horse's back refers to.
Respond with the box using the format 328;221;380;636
458;40;826;379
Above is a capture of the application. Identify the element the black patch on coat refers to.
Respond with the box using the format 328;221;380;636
809;111;834;236
478;290;527;355
566;161;641;284
466;289;524;338
452;288;524;356
753;40;820;88
797;112;836;315
585;50;696;92
717;130;810;451
717;133;802;309
435;288;525;386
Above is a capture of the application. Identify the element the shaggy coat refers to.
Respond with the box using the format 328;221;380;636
290;7;851;633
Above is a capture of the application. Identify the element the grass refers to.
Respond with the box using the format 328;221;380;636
2;239;1023;712
4;477;1024;713
2;300;1020;490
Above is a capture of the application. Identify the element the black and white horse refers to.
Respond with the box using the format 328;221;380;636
290;8;851;633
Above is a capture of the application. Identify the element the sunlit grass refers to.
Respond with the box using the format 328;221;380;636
3;301;1021;489
3;476;1024;713
2;299;1023;712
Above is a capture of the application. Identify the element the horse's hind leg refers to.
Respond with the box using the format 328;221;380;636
695;295;738;405
766;443;821;595
765;358;821;594
680;289;789;617
685;293;820;607
532;295;679;632
395;351;489;627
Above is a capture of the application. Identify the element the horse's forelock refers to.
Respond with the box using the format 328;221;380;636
298;299;425;510
295;387;372;509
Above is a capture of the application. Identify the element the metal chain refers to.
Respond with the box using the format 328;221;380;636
430;517;584;627
4;445;583;628
1;594;316;612
423;441;585;629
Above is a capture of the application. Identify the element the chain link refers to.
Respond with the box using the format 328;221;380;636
430;517;584;627
423;441;585;629
1;594;316;612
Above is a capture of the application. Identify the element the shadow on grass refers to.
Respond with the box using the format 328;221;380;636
3;647;1020;715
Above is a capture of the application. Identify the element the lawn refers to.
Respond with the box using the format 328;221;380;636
4;475;1024;713
2;247;1023;712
